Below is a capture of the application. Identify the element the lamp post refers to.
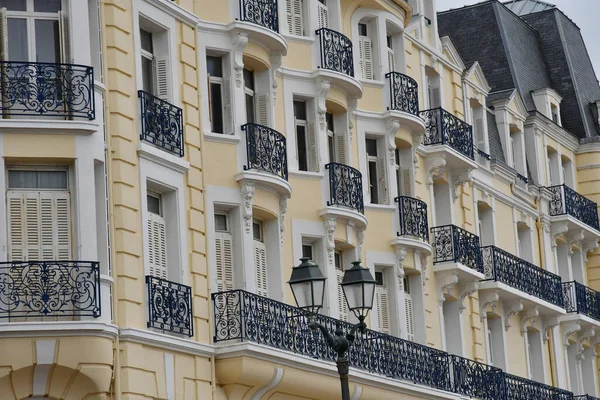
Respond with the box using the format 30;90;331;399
288;258;376;400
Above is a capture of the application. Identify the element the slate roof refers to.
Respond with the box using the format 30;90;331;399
504;0;555;15
486;110;505;163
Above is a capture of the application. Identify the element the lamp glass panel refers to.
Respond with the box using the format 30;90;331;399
290;281;312;309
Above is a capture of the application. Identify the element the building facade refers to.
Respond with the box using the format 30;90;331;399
1;0;600;399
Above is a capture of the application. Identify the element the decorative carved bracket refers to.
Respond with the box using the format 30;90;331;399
576;328;596;360
279;197;288;244
562;322;581;348
504;301;523;331
348;97;358;144
551;222;569;248
458;282;479;314
583;239;599;262
324;217;336;265
425;156;446;186
395;247;407;273
356;229;364;261
452;169;474;201
415;250;428;286
232;33;248;88
437;273;458;305
316;80;331;131
543;317;560;343
568;230;585;255
479;291;499;321
536;220;551;235
520;307;539;336
242;182;255;233
411;132;421;171
270;53;283;103
387;120;400;166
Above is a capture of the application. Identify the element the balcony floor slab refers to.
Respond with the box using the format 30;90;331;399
319;206;367;230
236;170;292;198
311;69;363;99
550;215;600;241
479;281;566;316
227;21;288;55
0;119;99;135
421;144;478;171
390;236;432;257
559;313;600;331
433;261;484;282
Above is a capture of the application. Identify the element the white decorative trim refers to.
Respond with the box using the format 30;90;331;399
138;142;190;173
251;367;284;400
232;33;249;88
520;308;539;336
452;169;474;201
504;301;524;331
387;120;400;166
119;328;215;357
203;132;241;144
143;0;199;26
350;385;363;400
543;317;560;343
458;282;479;314
33;340;56;396
348;97;358;144
242;182;255;233
325;218;336;264
356;229;365;261
0;322;119;339
562;322;581;348
437;273;458;305
165;353;175;400
395;247;407;275
270;53;283;102
479;291;499;321
576;329;596;360
426;156;447;186
279;197;288;244
0;119;99;135
551;222;569;248
316;80;331;131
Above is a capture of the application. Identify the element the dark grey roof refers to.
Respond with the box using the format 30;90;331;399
486;110;505;162
486;88;515;107
503;0;555;15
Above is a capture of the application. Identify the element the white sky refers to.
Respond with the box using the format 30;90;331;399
435;0;600;78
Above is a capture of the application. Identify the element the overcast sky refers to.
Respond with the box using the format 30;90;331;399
436;0;600;78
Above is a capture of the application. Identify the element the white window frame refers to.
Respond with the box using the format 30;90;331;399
207;55;224;133
244;68;256;124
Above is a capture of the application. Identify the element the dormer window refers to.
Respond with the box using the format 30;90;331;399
426;70;441;109
551;103;560;125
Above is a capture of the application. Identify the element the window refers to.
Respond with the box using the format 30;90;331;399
317;0;328;29
302;244;313;260
358;23;373;80
395;147;413;197
366;138;387;204
427;72;441;109
294;100;317;172
335;250;348;321
551;104;559;125
472;106;486;152
326;112;346;164
139;23;169;100
253;219;268;296
147;192;167;279
7;169;71;261
286;0;303;36
517;225;533;263
527;330;544;382
386;33;395;73
140;29;154;94
477;203;493;246
207;56;225;134
487;323;494;365
215;212;234;292
375;269;390;334
404;276;415;341
244;68;255;124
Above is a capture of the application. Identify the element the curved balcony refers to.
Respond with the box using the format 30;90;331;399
547;184;600;236
431;225;483;281
146;275;193;337
563;281;600;322
138;90;184;157
385;72;424;132
321;162;366;228
0;261;101;319
480;246;565;314
314;28;361;97
228;0;287;54
391;196;431;256
0;61;95;120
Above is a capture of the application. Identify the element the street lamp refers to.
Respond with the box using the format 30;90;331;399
288;258;376;400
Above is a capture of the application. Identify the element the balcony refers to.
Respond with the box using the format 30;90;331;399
0;261;101;318
212;290;580;400
321;163;366;228
563;281;600;322
384;72;424;131
239;0;279;32
228;0;287;55
419;108;477;170
576;396;600;400
315;28;354;77
547;184;600;234
391;196;432;256
0;61;94;119
146;275;193;337
138;90;184;157
480;246;565;314
431;225;484;281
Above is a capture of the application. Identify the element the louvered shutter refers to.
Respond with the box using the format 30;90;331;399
286;0;293;33
58;11;71;64
7;192;24;261
317;2;329;29
475;117;485;150
400;168;412;196
487;329;494;365
335;133;346;164
430;87;440;108
387;48;395;73
39;192;71;261
510;136;516;169
223;78;233;134
215;232;234;292
377;155;388;205
547;158;553;186
148;212;167;279
376;286;390;334
358;37;373;80
287;0;303;35
307;122;318;172
256;94;269;126
337;269;348;321
254;241;268;296
405;292;415;341
0;8;7;61
154;56;170;100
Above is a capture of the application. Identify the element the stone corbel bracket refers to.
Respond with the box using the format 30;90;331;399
504;300;523;331
242;182;255;233
232;33;248;88
426;156;447;186
452;169;474;201
479;291;499;321
520;307;539;336
270;53;283;102
458;282;479;314
324;217;336;265
316;80;331;131
567;230;584;254
576;328;596;360
562;322;581;348
386;119;400;166
551;222;569;248
356;229;365;261
542;317;560;343
348;97;358;144
395;247;407;277
279;197;288;245
583;239;599;262
437;273;459;305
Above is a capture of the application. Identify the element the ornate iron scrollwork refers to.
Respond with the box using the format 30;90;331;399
563;281;600;321
316;28;354;77
326;162;364;214
386;72;419;116
243;123;288;180
0;61;94;119
503;373;572;400
138;90;184;157
431;225;482;272
548;184;600;231
396;196;428;241
0;261;100;318
146;275;193;337
420;108;474;160
239;0;279;32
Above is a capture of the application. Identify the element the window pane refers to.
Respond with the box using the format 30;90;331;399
366;139;378;156
404;277;410;293
334;252;341;269
252;222;261;241
328;134;335;163
293;100;306;120
245;93;255;124
0;0;26;11
296;125;307;171
369;161;378;203
34;0;62;12
207;56;223;77
375;272;384;286
7;18;28;61
243;69;254;90
35;19;60;63
387;34;393;49
358;23;367;36
215;214;228;231
147;195;161;215
8;170;67;189
140;29;153;53
142;56;153;94
302;245;313;260
326;112;334;131
210;82;223;133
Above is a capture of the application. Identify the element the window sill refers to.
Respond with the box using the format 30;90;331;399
138;142;190;173
288;170;324;180
281;34;315;45
204;132;241;144
359;79;386;88
364;203;396;212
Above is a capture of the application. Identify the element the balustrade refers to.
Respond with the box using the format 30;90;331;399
146;275;193;336
420;108;474;160
242;123;288;180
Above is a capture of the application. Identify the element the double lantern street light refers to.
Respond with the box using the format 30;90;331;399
288;257;376;400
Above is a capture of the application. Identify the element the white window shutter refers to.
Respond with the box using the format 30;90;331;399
307;122;318;172
400;168;413;197
376;286;390;334
154;56;170;100
359;37;373;80
337;269;348;321
256;94;269;126
7;192;24;261
215;232;234;292
24;194;41;261
287;0;303;35
148;213;168;279
405;292;415;341
377;155;388;205
387;48;395;73
510;136;516;169
335;133;346;164
286;0;293;34
431;87;441;108
58;11;71;64
39;192;71;261
475;117;485;149
223;78;233;134
317;2;329;29
547;158;553;186
0;8;7;61
254;241;268;297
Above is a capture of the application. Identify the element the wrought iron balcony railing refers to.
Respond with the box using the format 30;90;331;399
386;72;419;116
0;261;100;318
481;246;564;308
138;90;184;157
575;396;600;400
146;275;193;337
325;162;364;214
548;184;600;231
212;290;584;400
420;108;474;160
239;0;279;32
563;281;600;321
431;225;483;273
0;61;94;119
242;123;288;180
316;28;354;77
396;196;429;241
